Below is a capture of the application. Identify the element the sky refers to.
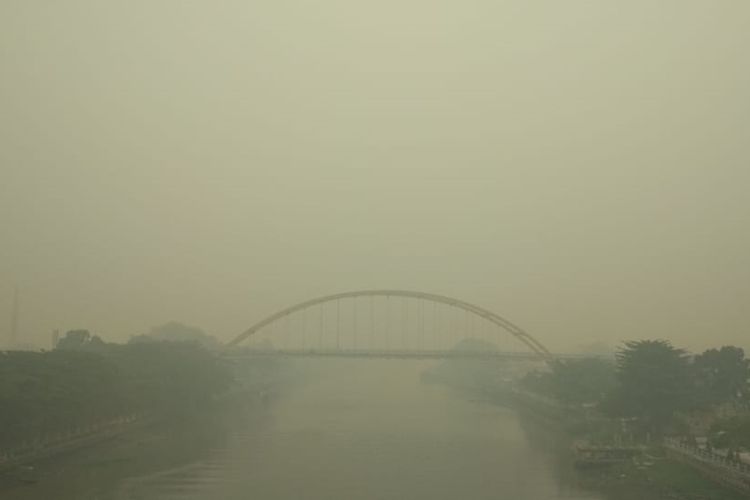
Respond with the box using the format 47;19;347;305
1;1;748;353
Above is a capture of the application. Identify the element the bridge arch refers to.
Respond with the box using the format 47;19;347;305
226;290;553;361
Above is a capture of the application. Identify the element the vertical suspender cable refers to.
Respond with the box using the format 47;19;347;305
385;296;390;351
433;301;438;351
420;300;425;351
352;298;357;350
402;298;407;350
319;304;324;351
336;299;341;350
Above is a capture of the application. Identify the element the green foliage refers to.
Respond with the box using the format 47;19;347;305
108;342;234;414
0;350;124;448
692;346;750;408
709;416;750;449
55;329;108;352
521;357;616;405
519;339;750;438
0;342;233;450
130;322;220;350
603;340;693;434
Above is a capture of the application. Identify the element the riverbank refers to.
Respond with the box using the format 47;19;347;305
0;414;154;477
663;439;750;496
0;386;272;498
0;350;301;498
577;455;747;500
3;358;609;500
0;350;292;483
478;386;749;500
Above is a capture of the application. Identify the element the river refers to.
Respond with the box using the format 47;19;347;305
4;359;603;500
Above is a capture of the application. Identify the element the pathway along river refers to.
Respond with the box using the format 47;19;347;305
5;359;604;500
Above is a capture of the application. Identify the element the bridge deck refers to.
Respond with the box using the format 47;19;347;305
227;349;605;361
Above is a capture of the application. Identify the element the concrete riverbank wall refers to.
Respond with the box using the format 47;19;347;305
0;414;151;474
664;438;750;496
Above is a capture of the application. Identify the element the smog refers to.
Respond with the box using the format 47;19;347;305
1;2;749;499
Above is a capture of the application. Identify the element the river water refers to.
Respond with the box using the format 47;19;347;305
5;359;604;500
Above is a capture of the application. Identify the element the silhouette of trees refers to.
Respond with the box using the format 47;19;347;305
710;416;750;449
55;329;107;352
129;322;221;350
521;358;616;405
692;346;750;408
0;341;233;450
108;341;234;415
602;340;694;434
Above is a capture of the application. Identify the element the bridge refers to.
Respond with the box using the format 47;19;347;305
226;290;558;362
228;348;602;362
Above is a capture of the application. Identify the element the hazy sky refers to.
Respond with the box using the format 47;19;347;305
1;1;748;352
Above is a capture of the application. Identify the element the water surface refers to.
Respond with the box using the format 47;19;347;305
6;359;602;500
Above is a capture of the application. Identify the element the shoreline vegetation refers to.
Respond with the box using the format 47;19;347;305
422;338;750;500
0;326;284;489
4;329;750;499
0;396;271;497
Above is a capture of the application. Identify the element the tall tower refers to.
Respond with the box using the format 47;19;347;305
9;286;19;349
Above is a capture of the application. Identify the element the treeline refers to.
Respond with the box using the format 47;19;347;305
522;340;750;440
0;331;233;451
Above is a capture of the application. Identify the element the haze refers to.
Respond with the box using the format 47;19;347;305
1;1;748;353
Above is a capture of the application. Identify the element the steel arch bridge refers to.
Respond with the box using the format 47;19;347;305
226;290;553;361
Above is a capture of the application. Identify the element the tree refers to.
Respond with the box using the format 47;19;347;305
0;342;234;449
551;358;616;405
521;358;615;405
130;322;220;350
604;340;693;434
692;346;750;407
55;329;107;352
109;341;234;416
710;416;750;449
